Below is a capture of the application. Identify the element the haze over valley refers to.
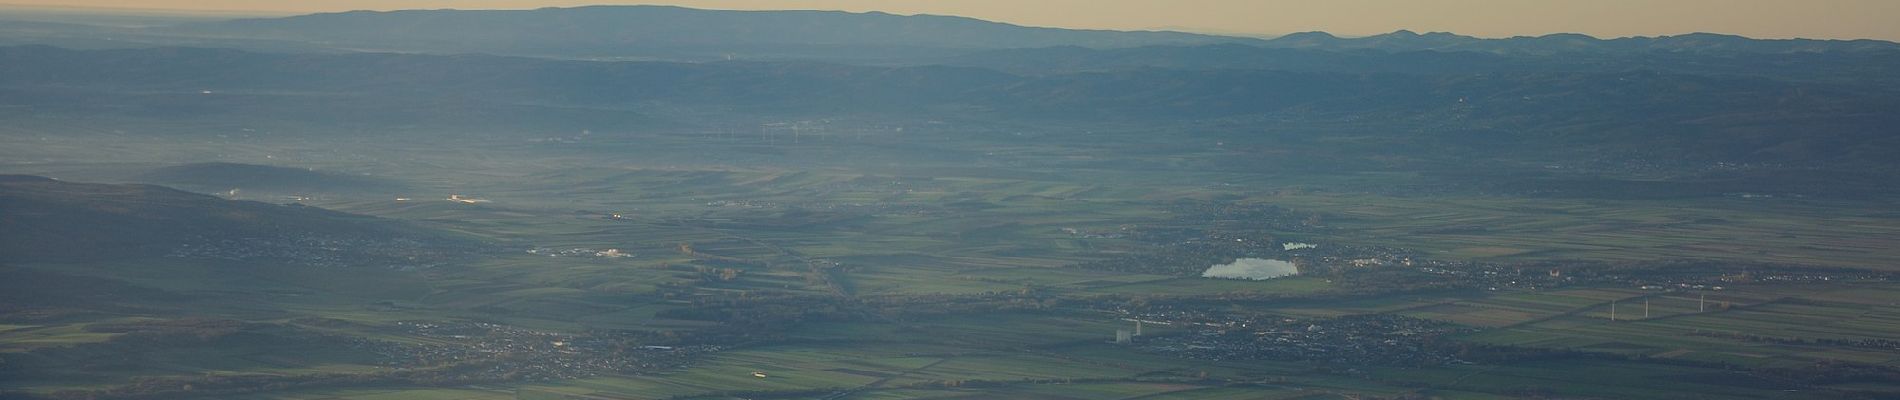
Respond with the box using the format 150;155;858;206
3;4;1900;400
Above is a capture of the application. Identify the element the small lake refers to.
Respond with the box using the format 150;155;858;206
1201;258;1299;280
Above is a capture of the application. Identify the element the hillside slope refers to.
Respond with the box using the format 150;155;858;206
0;175;483;266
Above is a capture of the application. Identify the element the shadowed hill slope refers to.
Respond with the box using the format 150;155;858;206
0;175;484;265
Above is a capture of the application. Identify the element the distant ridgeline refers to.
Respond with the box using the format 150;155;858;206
1;43;1896;172
148;7;1900;60
155;5;1257;60
0;175;484;267
4;5;1893;61
0;5;1897;174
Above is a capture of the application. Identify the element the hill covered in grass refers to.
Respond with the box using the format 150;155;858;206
0;175;484;266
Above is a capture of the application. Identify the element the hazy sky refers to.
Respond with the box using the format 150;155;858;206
7;0;1900;41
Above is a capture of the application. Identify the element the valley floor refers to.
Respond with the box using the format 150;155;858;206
5;131;1899;399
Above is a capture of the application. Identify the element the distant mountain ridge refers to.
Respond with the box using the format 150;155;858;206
942;43;1900;87
1262;30;1900;55
138;5;1899;62
156;5;1259;60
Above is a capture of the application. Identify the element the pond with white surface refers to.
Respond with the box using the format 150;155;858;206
1201;258;1300;280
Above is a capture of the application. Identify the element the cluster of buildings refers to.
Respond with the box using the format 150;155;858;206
1061;226;1129;239
345;321;712;381
1131;314;1472;367
702;198;944;217
166;234;458;269
525;247;634;258
1409;261;1893;293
